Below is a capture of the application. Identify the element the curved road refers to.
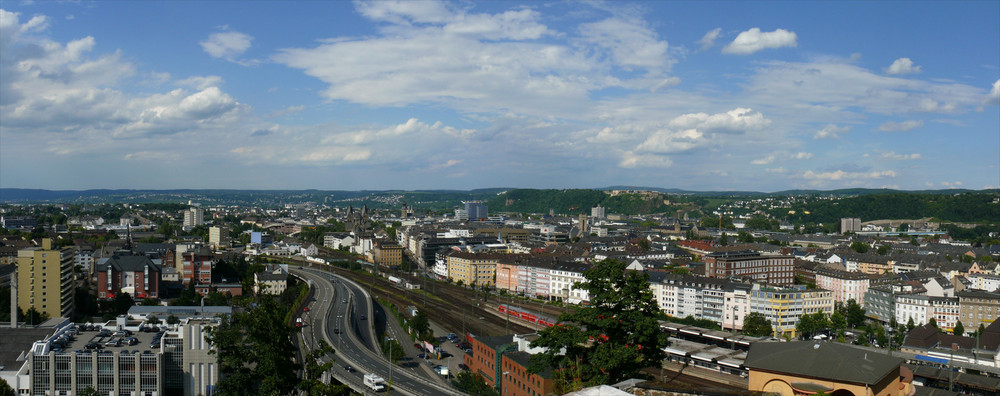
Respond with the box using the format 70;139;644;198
293;267;466;396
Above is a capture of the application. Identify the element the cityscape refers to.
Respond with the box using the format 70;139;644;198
1;1;999;396
0;188;998;396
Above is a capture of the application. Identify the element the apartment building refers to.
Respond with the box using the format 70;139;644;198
749;285;834;337
464;334;555;396
208;226;229;249
17;239;75;319
957;289;1000;332
96;253;162;299
815;268;870;305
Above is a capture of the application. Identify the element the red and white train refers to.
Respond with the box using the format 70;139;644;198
498;304;557;328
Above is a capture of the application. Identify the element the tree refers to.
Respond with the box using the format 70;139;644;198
410;310;430;339
796;314;815;339
830;311;847;332
207;297;299;395
850;241;870;254
875;327;888;348
743;312;773;337
876;245;890;255
737;231;754;243
529;259;669;392
953;320;964;336
929;317;939;331
907;317;915;332
166;315;180;325
845;299;866;329
719;233;729;246
0;378;15;396
77;386;98;396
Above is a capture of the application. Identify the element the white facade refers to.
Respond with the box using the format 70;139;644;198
183;208;205;228
968;273;1000;293
895;294;929;327
548;267;588;303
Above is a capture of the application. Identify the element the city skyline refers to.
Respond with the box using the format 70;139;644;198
1;1;998;191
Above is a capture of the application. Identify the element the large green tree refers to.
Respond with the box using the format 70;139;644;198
953;320;964;336
743;312;773;337
845;299;866;329
529;259;669;392
207;297;299;396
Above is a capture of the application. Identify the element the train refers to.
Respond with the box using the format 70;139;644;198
498;303;557;328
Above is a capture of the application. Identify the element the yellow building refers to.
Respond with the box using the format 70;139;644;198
746;341;914;396
446;252;527;287
373;241;404;268
17;239;75;319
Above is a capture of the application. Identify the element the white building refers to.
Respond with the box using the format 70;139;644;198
183;207;205;228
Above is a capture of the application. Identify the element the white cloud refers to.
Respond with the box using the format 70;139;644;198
915;98;956;113
722;28;797;55
668;107;770;133
885;57;921;75
878;120;923;132
579;17;672;71
802;170;897;180
987;78;1000;105
881;151;922;160
814;124;851;139
619;151;673;168
177;75;224;90
941;181;964;187
199;31;254;63
752;151;811;165
697;27;721;50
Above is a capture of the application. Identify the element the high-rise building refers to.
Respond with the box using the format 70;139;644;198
840;217;861;234
17;239;75;319
183;207;204;228
591;205;605;219
464;201;488;220
208;226;229;248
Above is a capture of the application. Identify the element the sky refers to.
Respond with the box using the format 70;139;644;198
1;0;998;192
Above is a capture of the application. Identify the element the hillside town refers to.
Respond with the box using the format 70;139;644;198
0;191;998;396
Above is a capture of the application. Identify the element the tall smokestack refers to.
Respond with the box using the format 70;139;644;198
11;269;17;328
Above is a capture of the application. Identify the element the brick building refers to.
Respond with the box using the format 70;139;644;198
464;333;555;396
703;250;794;286
96;254;162;299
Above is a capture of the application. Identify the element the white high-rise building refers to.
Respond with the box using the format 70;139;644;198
591;205;606;219
183;208;204;228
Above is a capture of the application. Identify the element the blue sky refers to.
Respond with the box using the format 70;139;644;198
1;1;997;192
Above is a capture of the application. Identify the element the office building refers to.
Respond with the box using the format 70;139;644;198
703;250;794;286
591;205;605;219
464;333;554;396
17;239;75;319
464;201;488;220
749;285;834;337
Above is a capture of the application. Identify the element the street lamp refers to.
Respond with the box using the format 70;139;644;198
502;371;510;396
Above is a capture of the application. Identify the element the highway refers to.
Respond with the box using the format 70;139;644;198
292;267;466;396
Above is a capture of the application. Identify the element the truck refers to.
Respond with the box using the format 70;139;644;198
364;374;386;392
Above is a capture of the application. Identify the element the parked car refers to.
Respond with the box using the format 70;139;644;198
125;337;139;346
85;343;102;350
104;338;121;347
344;365;355;372
458;363;469;371
417;353;428;359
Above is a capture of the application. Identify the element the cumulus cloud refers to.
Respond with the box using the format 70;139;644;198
0;8;245;140
878;120;923;132
880;151;922;160
802;170;897;180
200;31;255;64
668;107;770;133
273;1;677;116
814;124;851;139
722;28;797;55
697;28;721;50
987;78;1000;105
177;75;224;90
885;57;921;75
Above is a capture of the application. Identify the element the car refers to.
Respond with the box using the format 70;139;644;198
463;348;472;353
334;328;341;334
104;339;121;347
458;363;470;371
125;337;139;346
417;353;428;359
85;343;102;350
344;365;355;372
342;299;347;303
414;343;423;350
303;307;310;312
359;314;366;320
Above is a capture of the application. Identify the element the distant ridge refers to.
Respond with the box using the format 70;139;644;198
1;187;994;203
